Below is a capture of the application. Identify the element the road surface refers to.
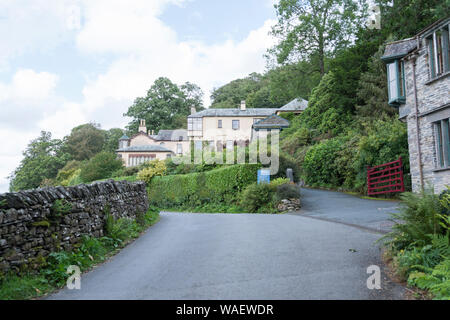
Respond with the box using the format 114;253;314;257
48;188;405;300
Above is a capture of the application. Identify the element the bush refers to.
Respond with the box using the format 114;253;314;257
270;178;290;187
79;152;123;183
240;183;277;213
56;160;82;186
276;184;300;200
137;159;167;184
384;190;446;251
148;164;260;208
276;152;301;182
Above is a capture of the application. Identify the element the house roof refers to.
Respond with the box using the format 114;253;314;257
188;108;278;118
278;98;308;112
154;129;188;141
116;145;174;153
381;38;417;61
253;114;290;129
119;134;130;140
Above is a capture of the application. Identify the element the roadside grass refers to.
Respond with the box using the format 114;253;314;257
0;208;159;300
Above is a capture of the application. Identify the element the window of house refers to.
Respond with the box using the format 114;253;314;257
188;118;203;131
166;154;172;159
194;141;202;150
386;60;406;105
218;119;222;128
232;120;240;130
434;118;450;169
160;142;165;146
177;143;183;154
427;25;450;79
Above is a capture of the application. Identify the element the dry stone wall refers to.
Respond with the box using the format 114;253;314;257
0;180;149;272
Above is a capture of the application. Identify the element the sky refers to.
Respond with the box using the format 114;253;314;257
0;0;278;193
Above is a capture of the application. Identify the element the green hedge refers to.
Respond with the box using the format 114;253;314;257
148;164;260;208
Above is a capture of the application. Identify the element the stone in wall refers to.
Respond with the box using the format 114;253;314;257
0;180;149;273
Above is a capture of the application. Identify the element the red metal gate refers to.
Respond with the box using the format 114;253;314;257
367;157;405;196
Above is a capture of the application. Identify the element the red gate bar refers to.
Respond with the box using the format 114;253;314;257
367;157;405;196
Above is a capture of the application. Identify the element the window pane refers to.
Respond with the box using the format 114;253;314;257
442;119;450;166
218;120;222;128
436;122;444;167
232;120;240;130
398;61;405;97
388;63;398;100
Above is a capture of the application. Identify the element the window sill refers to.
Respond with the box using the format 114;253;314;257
426;71;450;85
433;166;450;173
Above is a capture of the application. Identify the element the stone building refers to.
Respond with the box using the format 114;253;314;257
116;120;189;167
382;17;450;193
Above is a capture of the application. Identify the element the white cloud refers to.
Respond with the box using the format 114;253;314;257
0;0;277;192
0;0;80;70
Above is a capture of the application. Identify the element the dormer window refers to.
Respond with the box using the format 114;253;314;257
427;25;450;79
386;59;406;106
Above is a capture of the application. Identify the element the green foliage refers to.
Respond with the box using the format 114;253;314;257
270;0;364;74
276;152;301;182
303;137;343;187
301;71;353;136
31;220;51;228
56;160;83;186
136;159;167;184
148;164;260;208
9;131;69;191
65;123;106;161
124;77;203;133
240;183;277;213
270;178;290;187
276;183;301;201
103;128;125;153
79;152;123;183
385;190;448;251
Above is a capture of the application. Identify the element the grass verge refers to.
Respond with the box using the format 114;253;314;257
0;208;159;300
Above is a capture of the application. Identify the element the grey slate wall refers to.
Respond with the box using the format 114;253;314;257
401;43;450;194
0;180;149;272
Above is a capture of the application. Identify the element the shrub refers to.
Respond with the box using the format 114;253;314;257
384;190;446;251
148;164;260;208
240;183;277;213
79;152;123;183
303;137;342;187
276;184;300;200
270;178;290;187
56;160;82;186
137;159;167;184
276;152;301;182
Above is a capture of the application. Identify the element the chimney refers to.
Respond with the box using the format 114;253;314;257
138;119;147;133
191;107;196;115
240;100;246;111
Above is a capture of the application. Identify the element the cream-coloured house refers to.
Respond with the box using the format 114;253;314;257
116;120;189;167
187;101;296;150
117;98;308;165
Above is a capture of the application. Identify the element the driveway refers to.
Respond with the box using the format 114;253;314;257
48;190;406;300
296;188;401;233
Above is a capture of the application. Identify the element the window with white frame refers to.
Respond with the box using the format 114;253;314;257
232;120;240;130
177;143;183;154
427;25;450;79
188;118;203;131
218;119;222;128
434;118;450;169
386;60;406;105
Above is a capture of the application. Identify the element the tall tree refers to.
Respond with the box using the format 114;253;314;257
125;77;203;133
9;131;68;191
103;128;125;153
65;123;106;161
269;0;364;76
